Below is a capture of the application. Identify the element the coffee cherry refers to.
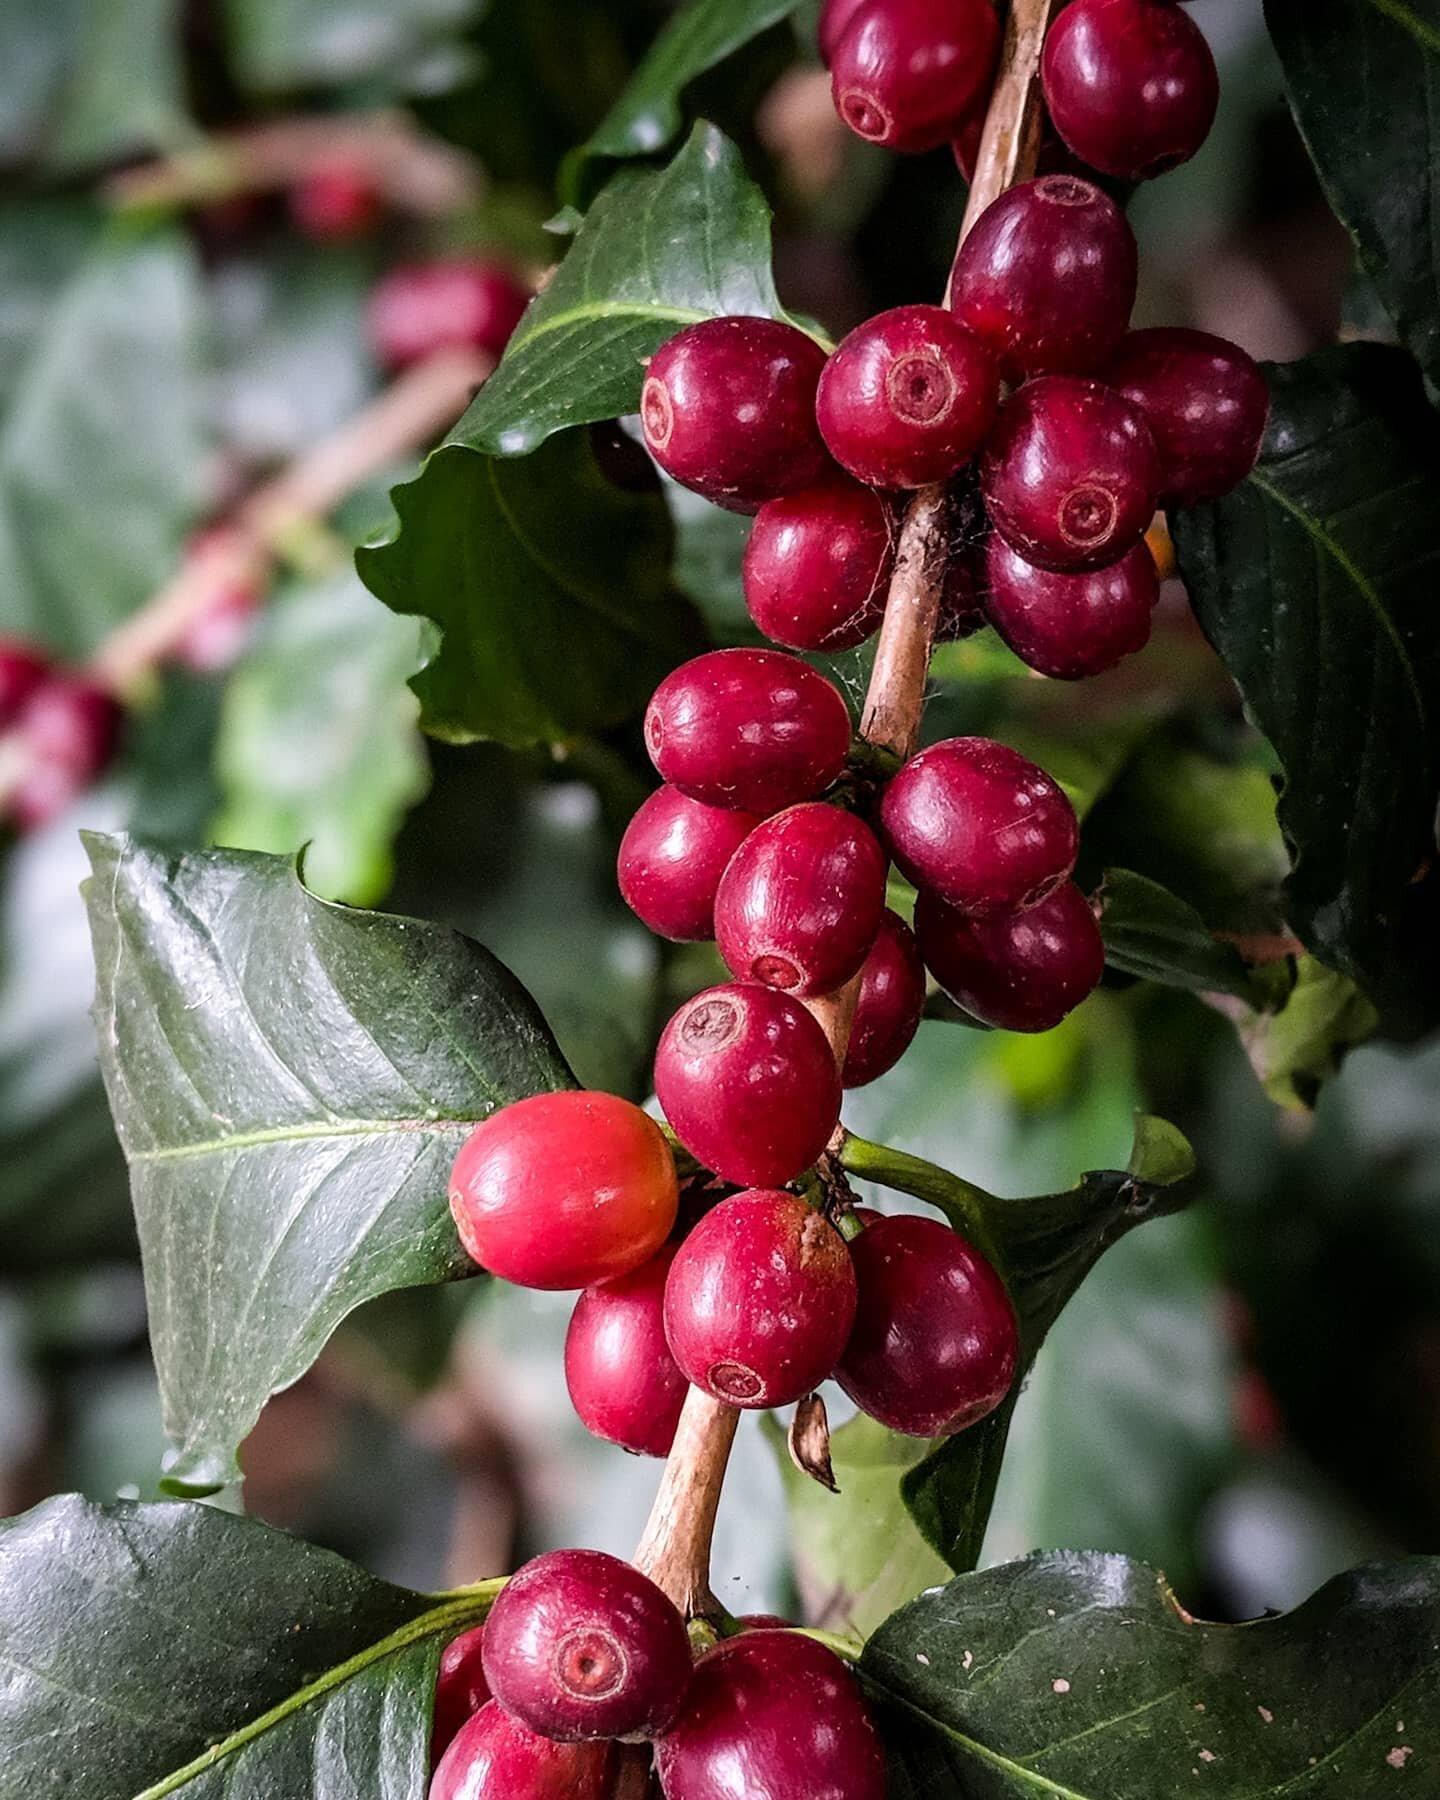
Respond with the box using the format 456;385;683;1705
715;802;887;998
982;533;1157;679
367;259;530;371
837;1213;1018;1435
655;984;840;1187
1042;0;1219;181
482;1549;691;1742
818;0;868;65
449;1091;678;1290
880;736;1078;914
645;649;852;813
981;376;1161;572
743;478;894;652
430;1701;612;1800
950;176;1137;381
433;1626;491;1765
0;639;48;729
1102;327;1270;505
831;0;1001;154
816;305;999;489
640;318;831;513
664;1191;857;1407
9;677;124;832
565;1246;688;1458
915;879;1105;1031
952;105;1077;184
618;787;763;942
843;909;926;1088
656;1631;886;1800
289;159;381;241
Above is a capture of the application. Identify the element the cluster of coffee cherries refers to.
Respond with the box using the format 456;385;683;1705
0;639;123;832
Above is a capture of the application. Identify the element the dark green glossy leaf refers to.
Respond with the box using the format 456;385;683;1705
224;0;478;94
1099;867;1265;1002
81;835;573;1494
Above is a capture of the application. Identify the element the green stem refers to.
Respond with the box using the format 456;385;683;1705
837;1132;1004;1268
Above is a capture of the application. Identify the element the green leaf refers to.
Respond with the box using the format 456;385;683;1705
81;835;573;1494
0;1493;498;1800
0;202;99;411
44;0;194;171
224;0;479;94
1266;0;1440;383
1236;954;1380;1111
1171;345;1440;1034
864;1551;1440;1797
1099;867;1265;1002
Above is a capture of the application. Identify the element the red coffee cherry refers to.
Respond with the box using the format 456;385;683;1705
433;1626;491;1765
981;375;1161;572
664;1191;857;1407
715;802;887;998
1102;327;1270;505
449;1091;678;1290
743;478;894;652
950;175;1138;381
982;533;1157;679
656;1631;886;1800
843;909;926;1088
640;318;831;513
831;0;1001;154
289;159;381;241
952;104;1077;184
482;1549;691;1742
818;0;868;64
564;1245;688;1459
367;259;530;371
0;639;49;729
837;1212;1018;1435
655;983;840;1187
430;1701;612;1800
817;305;999;489
880;736;1078;914
645;649;852;812
9;677;124;832
1042;0;1219;181
915;878;1105;1031
618;786;763;942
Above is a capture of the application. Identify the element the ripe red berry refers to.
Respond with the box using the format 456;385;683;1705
618;786;763;942
367;259;530;371
449;1091;678;1290
818;0;868;65
915;878;1105;1031
430;1701;612;1800
9;677;123;832
1102;327;1270;505
950;175;1138;381
982;532;1157;679
433;1626;491;1765
289;159;382;241
843;909;926;1088
837;1213;1018;1435
644;649;852;813
743;478;894;652
0;639;49;729
880;736;1078;915
981;375;1161;572
816;304;999;489
656;1631;886;1800
664;1192;857;1407
640;318;831;513
655;984;840;1187
565;1245;688;1459
715;802;887;998
1042;0;1219;181
831;0;1001;154
482;1549;691;1742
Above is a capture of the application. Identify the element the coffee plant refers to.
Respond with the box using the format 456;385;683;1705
1;0;1438;1794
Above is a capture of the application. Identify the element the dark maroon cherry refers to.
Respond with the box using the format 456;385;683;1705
983;533;1157;679
655;983;841;1186
656;1630;886;1800
618;786;763;942
644;649;852;812
1102;327;1270;505
950;175;1137;380
9;677;124;832
289;159;381;241
482;1549;690;1742
837;1213;1018;1435
664;1191;857;1408
715;802;887;998
430;1700;612;1800
981;375;1161;572
915;879;1105;1031
831;0;1001;154
743;478;894;651
817;305;999;489
843;909;926;1088
0;638;49;730
952;103;1078;184
367;259;530;370
1042;0;1219;181
433;1626;491;1766
565;1245;688;1459
818;0;868;65
641;318;831;513
880;736;1078;915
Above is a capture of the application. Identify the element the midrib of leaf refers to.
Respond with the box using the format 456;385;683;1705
1365;0;1440;56
872;1687;1092;1800
128;1115;475;1164
509;299;713;355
